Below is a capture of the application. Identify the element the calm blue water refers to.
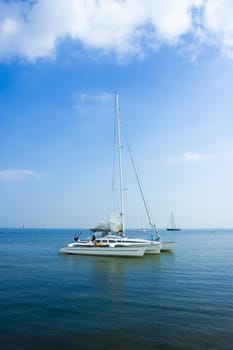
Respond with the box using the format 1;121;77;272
0;228;233;350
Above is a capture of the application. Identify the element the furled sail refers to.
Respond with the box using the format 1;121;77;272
109;212;123;233
90;220;110;233
91;212;122;234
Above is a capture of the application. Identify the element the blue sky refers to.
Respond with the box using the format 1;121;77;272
1;0;233;229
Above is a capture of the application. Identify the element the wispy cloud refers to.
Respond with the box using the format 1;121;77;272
1;0;233;62
183;152;213;161
0;169;40;182
168;151;213;164
78;93;112;104
169;149;233;164
73;92;112;112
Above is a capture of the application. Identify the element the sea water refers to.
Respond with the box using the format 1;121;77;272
0;228;232;350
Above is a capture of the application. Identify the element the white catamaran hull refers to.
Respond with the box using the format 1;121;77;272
117;241;161;254
160;242;175;251
59;245;146;257
144;243;161;254
94;235;161;254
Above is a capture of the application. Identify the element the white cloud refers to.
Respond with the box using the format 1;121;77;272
0;169;39;182
183;152;212;161
1;0;233;61
168;151;213;163
78;92;112;104
202;0;233;59
73;91;112;112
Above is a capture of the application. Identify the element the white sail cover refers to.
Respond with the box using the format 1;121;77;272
91;220;110;233
109;212;123;233
91;212;122;233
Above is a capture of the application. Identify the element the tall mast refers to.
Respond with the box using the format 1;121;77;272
114;92;125;235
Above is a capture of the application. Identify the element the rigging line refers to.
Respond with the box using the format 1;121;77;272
120;117;159;238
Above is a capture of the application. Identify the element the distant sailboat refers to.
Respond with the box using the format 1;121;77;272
139;217;149;231
166;212;180;231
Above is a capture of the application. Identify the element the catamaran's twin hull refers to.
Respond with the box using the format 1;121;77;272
59;246;146;257
160;242;175;251
129;242;160;254
144;245;161;254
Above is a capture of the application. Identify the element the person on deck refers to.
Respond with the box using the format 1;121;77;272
74;233;79;242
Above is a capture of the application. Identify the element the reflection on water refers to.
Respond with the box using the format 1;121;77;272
60;252;164;273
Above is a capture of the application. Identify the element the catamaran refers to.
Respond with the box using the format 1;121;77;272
88;93;161;254
60;92;174;256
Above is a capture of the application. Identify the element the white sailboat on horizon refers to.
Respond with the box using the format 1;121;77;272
167;212;181;231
